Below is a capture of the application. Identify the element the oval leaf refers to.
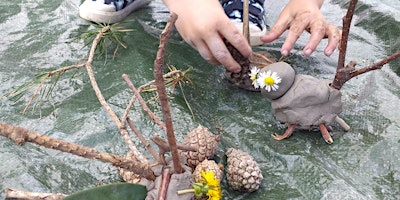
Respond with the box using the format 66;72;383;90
64;182;147;200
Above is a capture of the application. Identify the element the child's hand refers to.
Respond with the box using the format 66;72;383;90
261;0;341;57
163;0;252;73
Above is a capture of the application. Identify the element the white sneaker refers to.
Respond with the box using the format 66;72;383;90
79;0;151;24
222;0;267;46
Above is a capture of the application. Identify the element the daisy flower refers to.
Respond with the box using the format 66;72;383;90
177;170;222;200
249;67;260;88
256;70;282;92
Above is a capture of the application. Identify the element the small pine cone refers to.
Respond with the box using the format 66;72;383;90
226;148;263;192
193;159;223;183
180;125;220;169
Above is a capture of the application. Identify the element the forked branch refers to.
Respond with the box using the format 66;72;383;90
331;0;400;90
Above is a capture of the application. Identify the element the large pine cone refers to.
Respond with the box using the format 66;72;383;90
226;148;263;192
193;159;223;182
180;125;220;169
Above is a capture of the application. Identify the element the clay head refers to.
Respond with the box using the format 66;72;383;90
254;62;296;100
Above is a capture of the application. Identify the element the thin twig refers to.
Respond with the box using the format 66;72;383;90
84;26;147;164
158;168;172;200
120;93;138;127
47;63;86;76
337;0;358;71
138;70;183;91
243;0;250;44
350;51;400;77
120;70;183;125
122;74;167;132
153;13;182;174
126;117;159;161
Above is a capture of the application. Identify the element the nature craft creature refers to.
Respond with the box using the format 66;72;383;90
226;0;400;144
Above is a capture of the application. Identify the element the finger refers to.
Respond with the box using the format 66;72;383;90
324;23;341;56
303;19;326;56
220;26;252;58
281;18;309;56
261;20;289;43
194;41;220;65
207;37;241;73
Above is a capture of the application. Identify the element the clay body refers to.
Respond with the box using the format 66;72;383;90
270;75;342;129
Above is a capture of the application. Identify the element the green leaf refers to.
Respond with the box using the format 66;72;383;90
64;183;147;200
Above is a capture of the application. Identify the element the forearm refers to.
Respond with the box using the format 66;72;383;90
287;0;324;8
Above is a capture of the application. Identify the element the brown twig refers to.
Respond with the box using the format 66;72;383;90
151;136;197;165
120;70;183;126
319;123;333;144
243;0;250;43
350;51;400;77
84;26;147;164
6;188;67;200
122;74;167;132
336;0;358;71
47;63;86;77
158;168;172;200
331;0;400;90
126;117;159;161
0;122;155;180
331;0;358;90
153;13;182;174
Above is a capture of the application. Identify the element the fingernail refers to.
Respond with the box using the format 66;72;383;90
232;67;241;73
304;48;312;56
281;49;288;56
325;49;333;57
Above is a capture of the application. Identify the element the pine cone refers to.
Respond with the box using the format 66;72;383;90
224;42;277;91
180;125;220;169
193;159;223;182
225;148;263;192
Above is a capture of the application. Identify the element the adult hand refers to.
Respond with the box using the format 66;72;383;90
261;0;341;57
163;0;252;73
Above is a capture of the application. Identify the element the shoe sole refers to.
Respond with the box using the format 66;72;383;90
79;0;151;24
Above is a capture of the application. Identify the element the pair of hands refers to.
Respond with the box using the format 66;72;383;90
163;0;341;73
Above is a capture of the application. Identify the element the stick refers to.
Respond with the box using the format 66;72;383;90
331;0;358;90
350;51;400;77
6;188;67;200
122;74;167;132
337;0;358;71
153;13;182;174
0;122;155;180
84;26;147;163
126;117;159;161
158;168;172;200
120;70;183;126
335;116;350;131
243;0;250;44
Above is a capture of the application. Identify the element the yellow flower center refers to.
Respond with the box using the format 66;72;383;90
264;77;275;86
250;74;256;82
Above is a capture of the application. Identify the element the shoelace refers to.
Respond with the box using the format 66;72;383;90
93;0;134;11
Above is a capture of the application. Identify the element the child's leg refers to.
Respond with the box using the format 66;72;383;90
221;0;267;46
